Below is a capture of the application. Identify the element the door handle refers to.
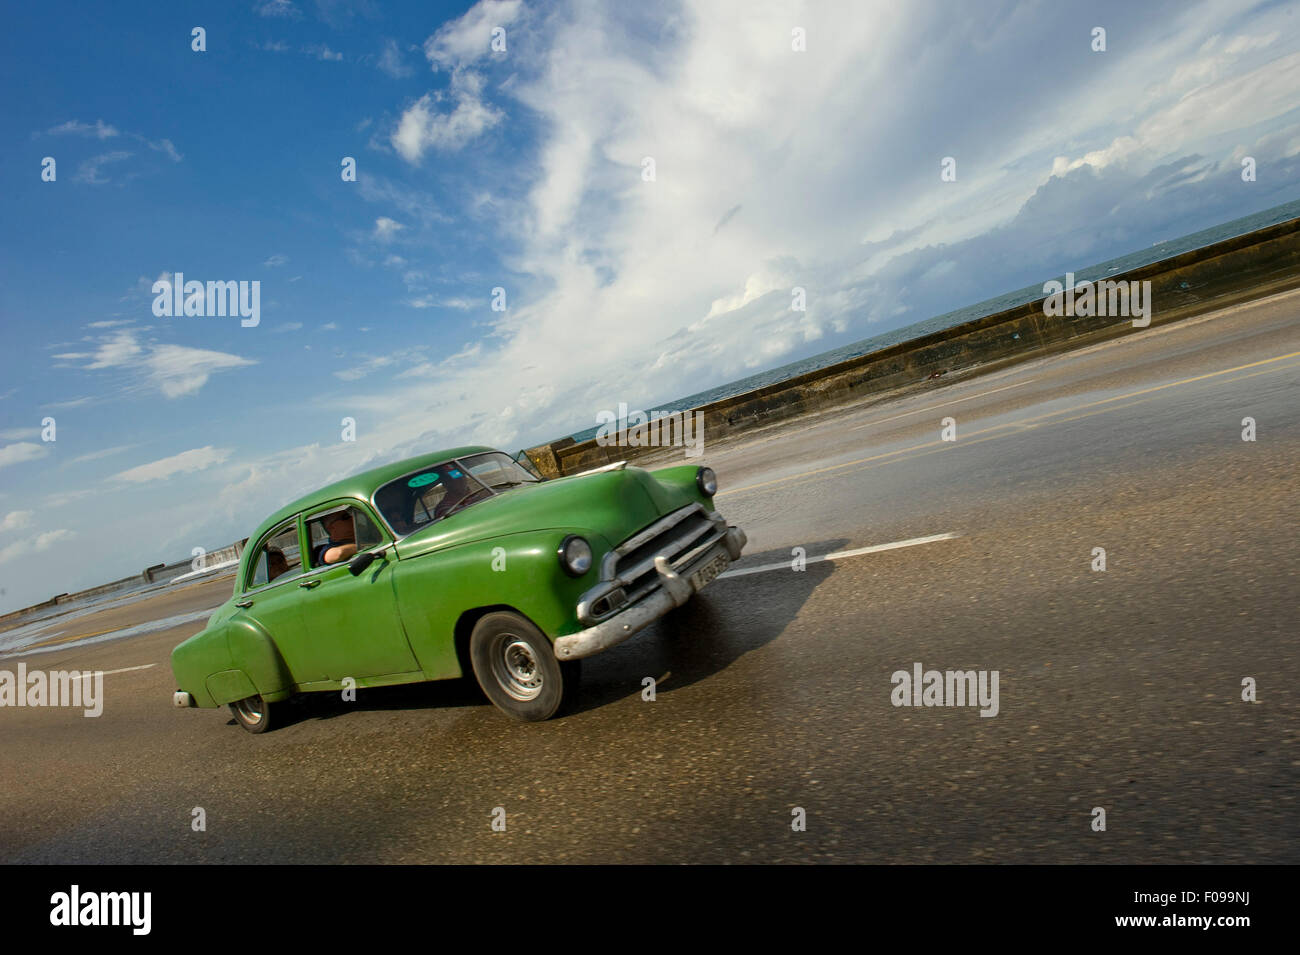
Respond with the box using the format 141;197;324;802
298;579;321;589
235;599;253;608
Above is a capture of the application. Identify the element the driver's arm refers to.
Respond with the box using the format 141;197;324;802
322;542;358;564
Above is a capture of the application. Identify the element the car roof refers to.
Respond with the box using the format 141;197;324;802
249;445;496;542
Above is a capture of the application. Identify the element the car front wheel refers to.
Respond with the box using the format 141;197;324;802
469;611;579;721
229;694;276;734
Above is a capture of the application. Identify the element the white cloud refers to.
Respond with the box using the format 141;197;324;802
67;445;137;465
58;329;255;399
306;44;344;62
378;38;414;78
146;345;257;398
43;396;96;410
149;138;183;162
406;295;477;310
0;529;74;565
1224;31;1279;56
1054;47;1300;178
373;216;405;241
391;71;503;161
112;446;232;484
45;119;119;139
423;0;523;70
75;150;132;185
0;443;49;470
357;173;450;226
0;510;34;532
264;253;289;267
335;354;404;381
255;0;300;18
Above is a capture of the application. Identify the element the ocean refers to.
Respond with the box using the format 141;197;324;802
564;197;1300;445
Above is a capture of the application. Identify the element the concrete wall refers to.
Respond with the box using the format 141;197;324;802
0;540;247;629
142;542;243;583
526;216;1300;477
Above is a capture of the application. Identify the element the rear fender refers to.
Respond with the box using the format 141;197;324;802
224;618;295;702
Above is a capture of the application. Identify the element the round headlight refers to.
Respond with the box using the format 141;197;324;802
558;535;593;576
696;467;718;496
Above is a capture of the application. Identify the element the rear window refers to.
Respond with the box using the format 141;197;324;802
247;520;302;589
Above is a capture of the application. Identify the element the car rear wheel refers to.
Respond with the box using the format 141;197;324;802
469;611;580;721
229;694;276;734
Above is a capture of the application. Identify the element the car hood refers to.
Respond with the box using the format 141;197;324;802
392;466;696;558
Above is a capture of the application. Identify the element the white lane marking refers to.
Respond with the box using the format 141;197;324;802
719;532;960;579
78;664;156;679
169;559;240;584
850;381;1036;430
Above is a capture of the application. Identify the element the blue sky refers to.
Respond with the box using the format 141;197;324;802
1;0;1299;612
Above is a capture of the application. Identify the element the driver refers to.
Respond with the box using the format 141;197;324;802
313;510;358;566
433;469;476;519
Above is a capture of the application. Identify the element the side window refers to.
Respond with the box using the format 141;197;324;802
514;451;543;480
248;520;303;589
306;504;384;568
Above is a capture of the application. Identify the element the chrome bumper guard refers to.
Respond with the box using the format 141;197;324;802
555;522;747;661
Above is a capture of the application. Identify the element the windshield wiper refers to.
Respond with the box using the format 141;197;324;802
440;490;491;520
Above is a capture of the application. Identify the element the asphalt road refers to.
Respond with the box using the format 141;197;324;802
2;290;1297;863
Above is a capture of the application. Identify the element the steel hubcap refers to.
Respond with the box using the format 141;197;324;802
234;696;264;724
492;635;543;701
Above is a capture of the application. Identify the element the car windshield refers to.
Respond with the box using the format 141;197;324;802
373;453;537;536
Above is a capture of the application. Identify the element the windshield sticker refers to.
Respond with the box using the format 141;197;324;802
407;472;439;488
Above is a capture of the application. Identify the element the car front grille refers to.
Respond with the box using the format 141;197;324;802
578;504;727;624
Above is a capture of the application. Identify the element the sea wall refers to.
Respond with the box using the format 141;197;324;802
0;540;246;630
526;216;1300;477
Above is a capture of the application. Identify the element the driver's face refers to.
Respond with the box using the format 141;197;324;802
324;512;354;540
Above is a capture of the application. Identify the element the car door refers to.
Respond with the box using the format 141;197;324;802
297;501;420;682
236;517;328;685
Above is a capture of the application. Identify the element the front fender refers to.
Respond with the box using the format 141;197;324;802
393;529;612;679
647;464;714;509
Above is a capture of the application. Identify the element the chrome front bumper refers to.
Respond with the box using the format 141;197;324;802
554;524;746;661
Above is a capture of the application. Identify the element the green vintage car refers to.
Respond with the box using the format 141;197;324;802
171;447;746;731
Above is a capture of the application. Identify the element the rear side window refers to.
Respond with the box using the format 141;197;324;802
248;520;302;589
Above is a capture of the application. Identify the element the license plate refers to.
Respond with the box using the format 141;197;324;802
689;552;728;590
